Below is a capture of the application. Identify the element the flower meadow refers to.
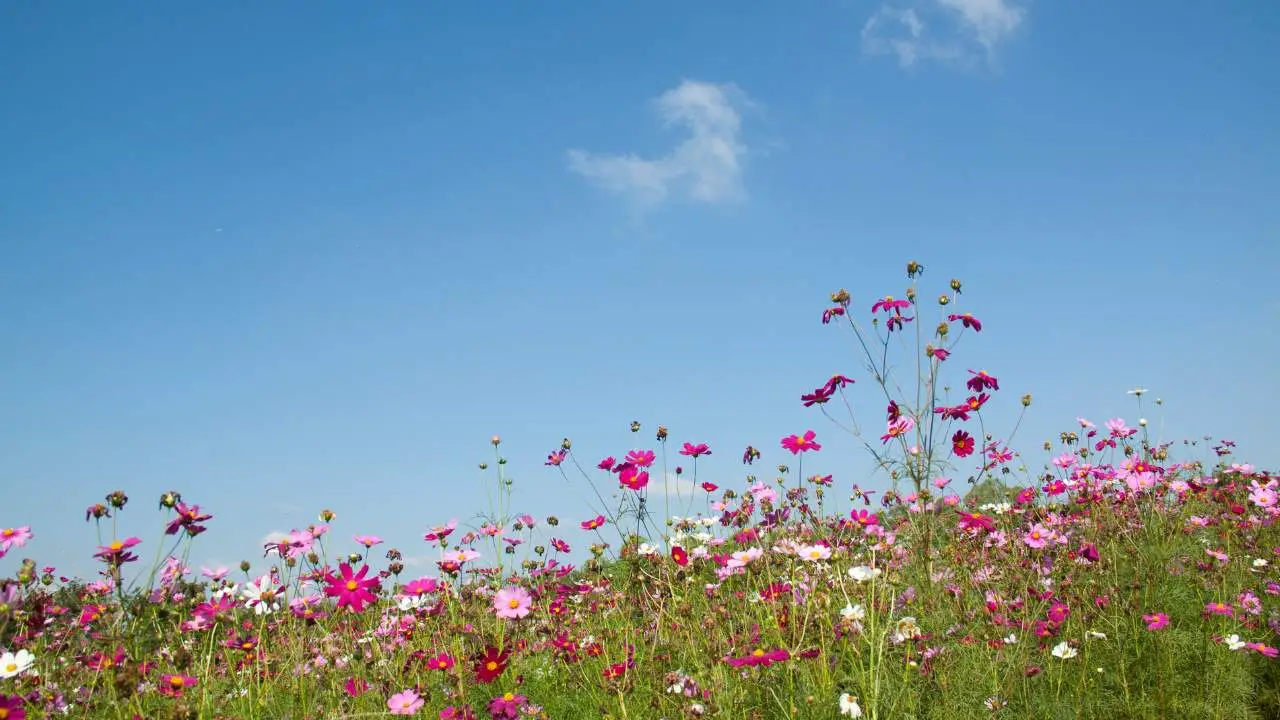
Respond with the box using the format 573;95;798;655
2;262;1279;720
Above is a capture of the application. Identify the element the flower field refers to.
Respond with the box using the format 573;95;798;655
2;263;1277;720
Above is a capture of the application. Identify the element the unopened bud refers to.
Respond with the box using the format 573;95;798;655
534;545;546;556
319;509;336;523
159;491;181;509
937;322;950;337
630;421;641;433
656;425;668;441
546;516;559;527
491;435;502;445
240;560;251;573
950;278;962;293
906;260;924;278
561;438;572;450
347;553;362;564
479;463;488;470
831;289;850;306
1022;394;1032;407
938;295;950;306
389;561;403;575
905;287;916;303
1139;418;1147;426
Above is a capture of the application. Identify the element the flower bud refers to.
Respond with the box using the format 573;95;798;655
347;553;362;564
1022;394;1032;407
950;278;962;293
491;435;502;445
905;287;916;303
1139;418;1147;427
937;322;950;337
656;425;668;441
106;490;129;510
546;516;559;526
534;545;546;556
561;438;572;450
159;491;181;509
479;462;488;470
938;295;950;306
240;560;251;573
319;509;336;523
831;289;850;306
630;421;641;433
906;260;924;278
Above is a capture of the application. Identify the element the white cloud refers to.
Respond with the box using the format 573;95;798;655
567;79;750;206
649;471;699;499
259;530;289;547
861;0;1026;68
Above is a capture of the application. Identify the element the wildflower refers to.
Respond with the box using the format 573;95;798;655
488;691;528;719
840;603;866;621
1224;634;1247;651
618;464;650;491
0;694;24;720
625;449;657;467
951;430;975;457
701;482;719;492
949;313;983;332
725;647;790;667
493;586;533;619
1023;525;1051;550
164;503;212;536
1247;643;1279;658
1205;602;1234;618
839;693;864;717
781;430;821;454
158;673;198;697
387;689;425;715
581;515;606;531
93;537;142;565
0;649;34;679
353;534;383;549
880;416;914;443
848;566;880;582
679;442;712;457
872;296;910;314
850;509;880;527
1143;612;1169;631
241;573;284;615
323;563;380;613
1051;642;1078;659
965;369;998;392
671;546;689;567
797;544;832;562
545;450;566;466
0;527;32;555
473;646;511;683
423;519;458;543
426;653;455;671
343;678;369;697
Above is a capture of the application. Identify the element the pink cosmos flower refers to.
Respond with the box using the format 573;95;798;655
726;647;790;667
850;509;880;527
94;537;142;565
1205;602;1234;618
323;563;380;613
581;515;606;531
871;296;910;314
0;527;32;554
597;456;616;470
159;674;198;697
1247;643;1279;658
781;430;821;454
625;449;656;467
387;689;424;715
966;369;998;392
618;464;650;491
679;442;712;457
545;450;566;466
881;416;914;443
353;534;383;549
493;586;533;619
426;652;456;671
423;519;458;543
1143;612;1169;631
1023;525;1050;550
949;313;983;332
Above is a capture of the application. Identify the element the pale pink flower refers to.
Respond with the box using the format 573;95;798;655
493;586;533;619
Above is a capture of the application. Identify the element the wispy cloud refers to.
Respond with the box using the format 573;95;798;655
649;471;699;499
567;80;751;207
861;0;1026;68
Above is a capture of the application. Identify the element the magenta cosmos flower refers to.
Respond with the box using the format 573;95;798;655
1143;612;1169;631
0;527;32;555
679;442;711;458
781;431;821;455
726;648;790;668
493;586;533;619
323;563;380;613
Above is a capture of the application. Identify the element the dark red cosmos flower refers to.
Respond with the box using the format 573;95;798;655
700;482;718;492
952;430;975;457
934;404;972;421
679;442;712;458
948;313;982;332
671;546;689;567
965;393;990;411
603;662;627;680
473;647;511;684
966;370;999;393
928;346;950;361
887;401;901;423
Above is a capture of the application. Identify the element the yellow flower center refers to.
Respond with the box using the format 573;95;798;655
4;663;16;673
752;649;765;657
486;661;498;671
110;541;123;551
0;706;10;719
346;581;358;591
503;692;515;701
1;529;13;538
242;642;254;650
170;675;186;687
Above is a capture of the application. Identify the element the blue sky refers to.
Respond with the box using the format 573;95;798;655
2;1;1276;579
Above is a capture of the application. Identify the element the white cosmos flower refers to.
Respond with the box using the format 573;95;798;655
840;603;866;621
0;648;35;678
838;693;863;717
798;544;832;562
1002;633;1018;645
1224;634;1247;651
241;574;283;615
1051;642;1078;659
848;566;880;582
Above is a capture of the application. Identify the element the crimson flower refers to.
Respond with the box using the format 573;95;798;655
966;369;999;393
426;652;456;671
781;431;821;455
821;306;846;324
679;442;712;458
323;562;380;613
885;313;914;332
0;695;25;720
965;393;990;411
159;674;198;697
948;313;983;332
952;430;975;457
934;405;972;422
473;646;511;684
581;515;606;531
701;482;719;492
597;456;616;471
164;502;213;536
801;386;833;407
887;401;901;422
928;346;950;361
671;545;689;566
624;449;656;467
